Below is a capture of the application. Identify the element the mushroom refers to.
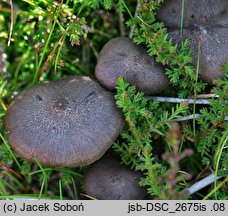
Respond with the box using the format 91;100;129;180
168;27;228;83
157;0;228;28
84;156;146;200
4;76;125;167
95;37;169;95
157;0;228;83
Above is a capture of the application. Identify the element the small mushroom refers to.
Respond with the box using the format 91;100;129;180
157;0;228;28
95;37;169;95
169;27;228;83
4;76;125;167
84;156;146;200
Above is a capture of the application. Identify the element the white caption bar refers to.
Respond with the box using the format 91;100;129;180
0;200;227;216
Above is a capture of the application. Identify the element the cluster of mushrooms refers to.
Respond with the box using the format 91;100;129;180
4;1;227;200
5;37;165;200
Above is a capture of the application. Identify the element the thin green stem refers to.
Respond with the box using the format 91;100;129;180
59;179;62;200
13;49;30;84
203;178;228;200
54;34;66;72
34;159;49;198
213;131;228;199
0;133;22;170
29;168;82;178
122;1;133;19
22;0;45;12
39;177;47;200
0;179;8;196
193;42;200;138
3;172;24;189
32;0;64;84
0;179;19;193
71;177;78;200
0;194;61;199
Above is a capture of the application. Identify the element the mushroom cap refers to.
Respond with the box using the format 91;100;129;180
169;27;227;83
157;0;228;28
5;76;125;167
84;157;146;200
95;37;169;95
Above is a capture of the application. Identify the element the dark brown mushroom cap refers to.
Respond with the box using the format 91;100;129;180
95;37;169;95
84;157;146;200
5;76;125;167
169;27;228;83
157;0;228;28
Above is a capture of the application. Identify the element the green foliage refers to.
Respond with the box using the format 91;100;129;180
196;72;227;171
132;0;206;97
112;1;226;199
114;77;190;198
